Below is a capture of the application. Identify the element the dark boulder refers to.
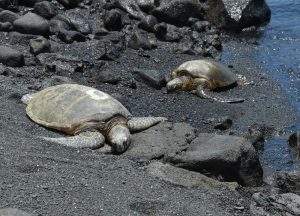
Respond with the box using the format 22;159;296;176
49;15;73;34
288;132;300;147
138;15;158;32
250;192;300;216
154;22;181;42
103;9;125;31
168;133;263;186
0;0;10;9
34;1;58;19
204;0;271;31
57;30;86;43
65;11;92;35
57;0;83;9
0;46;24;67
128;31;152;50
17;0;44;7
132;68;166;89
136;0;156;13
0;21;12;31
152;0;203;27
151;0;270;31
8;32;37;46
276;172;300;195
29;36;51;56
0;10;19;23
13;12;49;36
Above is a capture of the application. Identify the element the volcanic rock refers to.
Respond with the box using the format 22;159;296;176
0;46;24;67
13;12;49;36
168;133;263;186
34;1;58;19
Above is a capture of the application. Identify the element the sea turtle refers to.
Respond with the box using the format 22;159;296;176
166;59;245;103
21;84;167;153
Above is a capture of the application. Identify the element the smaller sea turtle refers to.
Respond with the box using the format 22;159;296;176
166;59;245;103
21;84;167;154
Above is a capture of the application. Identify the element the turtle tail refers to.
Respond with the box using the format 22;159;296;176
40;131;105;149
196;85;244;103
127;117;167;132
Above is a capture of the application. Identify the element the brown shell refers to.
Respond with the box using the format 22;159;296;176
172;59;238;89
26;84;132;134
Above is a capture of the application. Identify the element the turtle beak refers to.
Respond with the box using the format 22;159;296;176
166;78;183;93
114;137;131;154
108;125;131;154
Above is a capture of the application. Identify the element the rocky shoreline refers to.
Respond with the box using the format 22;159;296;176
0;0;299;215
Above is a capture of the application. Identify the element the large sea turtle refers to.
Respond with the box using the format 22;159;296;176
21;84;166;153
166;59;245;103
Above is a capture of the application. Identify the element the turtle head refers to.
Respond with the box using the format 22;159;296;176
107;124;131;154
166;77;183;92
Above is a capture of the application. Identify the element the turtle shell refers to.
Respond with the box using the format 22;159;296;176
172;59;238;89
26;84;132;134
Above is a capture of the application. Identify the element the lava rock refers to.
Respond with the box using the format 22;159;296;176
136;0;156;13
0;0;10;9
13;12;50;36
152;0;202;27
147;161;238;190
288;132;300;147
0;46;24;67
0;21;12;31
36;53;83;75
18;0;44;7
128;31;152;50
124;122;196;161
109;0;145;19
138;15;158;32
206;116;233;130
49;16;72;34
96;39;124;61
0;208;33;216
8;32;37;46
154;22;181;42
103;9;124;31
34;1;58;19
150;0;270;31
250;192;300;216
168;133;263;186
132;68;166;89
90;65;121;85
276;172;300;195
192;21;211;32
57;30;86;43
204;0;271;31
57;0;83;9
65;11;92;35
0;10;19;23
30;36;51;56
244;123;277;150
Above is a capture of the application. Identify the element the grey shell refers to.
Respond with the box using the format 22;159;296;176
26;84;132;134
172;59;238;89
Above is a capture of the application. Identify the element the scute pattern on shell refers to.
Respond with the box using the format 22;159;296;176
26;84;132;134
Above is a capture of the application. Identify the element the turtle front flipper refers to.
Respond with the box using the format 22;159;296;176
196;85;244;103
128;117;167;132
41;131;105;149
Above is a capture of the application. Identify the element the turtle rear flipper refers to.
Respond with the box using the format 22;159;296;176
128;117;167;132
41;131;105;149
196;85;244;103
